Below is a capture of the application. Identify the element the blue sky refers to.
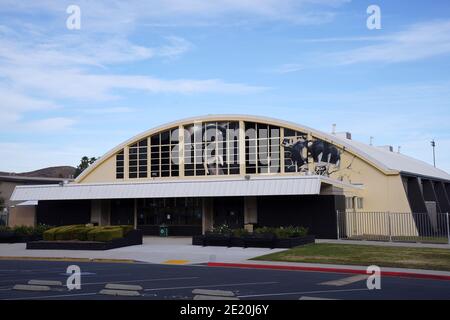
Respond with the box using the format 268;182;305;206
0;0;450;172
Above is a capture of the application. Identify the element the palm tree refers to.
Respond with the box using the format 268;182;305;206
74;156;97;178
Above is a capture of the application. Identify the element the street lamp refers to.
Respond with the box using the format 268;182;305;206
431;140;436;168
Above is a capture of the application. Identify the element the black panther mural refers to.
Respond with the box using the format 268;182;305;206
282;137;341;176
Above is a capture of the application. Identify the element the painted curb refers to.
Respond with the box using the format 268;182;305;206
207;262;450;281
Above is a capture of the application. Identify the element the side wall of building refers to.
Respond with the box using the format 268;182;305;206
332;152;411;212
8;205;36;227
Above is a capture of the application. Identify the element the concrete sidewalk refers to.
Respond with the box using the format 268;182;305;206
0;237;285;265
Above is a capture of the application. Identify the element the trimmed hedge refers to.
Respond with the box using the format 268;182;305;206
209;225;309;238
43;225;133;242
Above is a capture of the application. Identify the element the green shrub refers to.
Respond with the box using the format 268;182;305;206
232;228;249;237
73;226;96;241
54;225;85;240
118;225;134;235
32;224;52;237
253;226;308;238
211;224;232;235
87;227;123;242
12;225;35;237
43;227;61;241
43;225;130;242
254;226;276;235
0;226;11;233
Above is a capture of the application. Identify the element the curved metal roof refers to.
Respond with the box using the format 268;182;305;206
75;114;450;183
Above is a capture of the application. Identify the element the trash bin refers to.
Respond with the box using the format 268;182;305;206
159;225;169;237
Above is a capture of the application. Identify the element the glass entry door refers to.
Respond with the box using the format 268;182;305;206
213;197;244;229
110;199;134;226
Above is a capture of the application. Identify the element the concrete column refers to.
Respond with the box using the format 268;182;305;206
307;132;315;174
406;177;427;213
280;128;285;174
178;124;185;177
90;200;102;225
244;197;257;225
434;182;450;213
101;200;111;226
239;120;246;175
202;198;214;234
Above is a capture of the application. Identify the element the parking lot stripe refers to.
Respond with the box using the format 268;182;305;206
13;284;51;291
144;281;279;291
99;289;141;297
319;275;368;287
28;280;63;286
5;292;98;300
193;295;240;300
238;288;369;298
105;283;143;291
192;289;235;297
299;296;338;300
81;276;199;286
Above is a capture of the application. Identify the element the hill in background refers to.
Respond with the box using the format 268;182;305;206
0;166;76;179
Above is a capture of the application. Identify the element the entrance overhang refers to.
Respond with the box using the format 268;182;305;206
11;175;362;202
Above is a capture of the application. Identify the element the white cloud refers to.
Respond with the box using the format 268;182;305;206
0;0;351;28
22;117;77;132
82;107;135;115
332;20;450;64
0;142;87;172
270;63;305;74
0;15;264;128
0;89;59;122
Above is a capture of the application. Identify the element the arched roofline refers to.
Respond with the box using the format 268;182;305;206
75;114;398;183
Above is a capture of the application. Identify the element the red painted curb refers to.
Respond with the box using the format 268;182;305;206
207;262;450;281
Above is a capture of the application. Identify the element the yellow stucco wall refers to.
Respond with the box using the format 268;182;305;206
332;152;411;213
79;155;116;183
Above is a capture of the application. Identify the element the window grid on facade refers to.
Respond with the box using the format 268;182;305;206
283;129;308;173
116;150;124;179
183;122;240;177
345;197;354;210
150;128;179;178
245;122;281;174
357;197;364;209
129;139;148;179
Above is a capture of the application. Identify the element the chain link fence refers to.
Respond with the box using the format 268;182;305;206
337;211;450;244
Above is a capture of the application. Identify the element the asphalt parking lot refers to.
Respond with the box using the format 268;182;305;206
0;259;449;300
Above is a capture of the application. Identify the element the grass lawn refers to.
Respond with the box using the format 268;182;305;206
252;243;450;271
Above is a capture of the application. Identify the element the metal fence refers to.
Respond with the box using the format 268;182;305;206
337;211;450;244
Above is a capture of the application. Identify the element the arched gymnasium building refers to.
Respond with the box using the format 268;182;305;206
10;115;450;238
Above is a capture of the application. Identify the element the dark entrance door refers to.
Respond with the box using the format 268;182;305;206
213;197;244;229
110;199;134;226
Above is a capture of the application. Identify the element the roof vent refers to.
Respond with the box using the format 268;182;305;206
378;145;394;152
336;132;352;140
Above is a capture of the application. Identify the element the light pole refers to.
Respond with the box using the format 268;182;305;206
431;140;436;168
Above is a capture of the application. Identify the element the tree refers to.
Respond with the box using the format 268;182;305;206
74;156;97;178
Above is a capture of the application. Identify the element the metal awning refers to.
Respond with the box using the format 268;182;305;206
10;175;361;201
16;200;39;206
